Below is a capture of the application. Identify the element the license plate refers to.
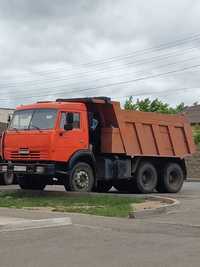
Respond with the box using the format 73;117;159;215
14;166;27;172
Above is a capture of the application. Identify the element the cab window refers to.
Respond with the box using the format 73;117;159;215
60;112;80;129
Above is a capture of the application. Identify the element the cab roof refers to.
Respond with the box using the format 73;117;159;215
16;97;112;111
16;101;87;111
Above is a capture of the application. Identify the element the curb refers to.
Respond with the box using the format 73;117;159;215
129;196;180;219
186;179;200;183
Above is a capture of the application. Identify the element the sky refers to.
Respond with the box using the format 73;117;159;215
0;0;200;108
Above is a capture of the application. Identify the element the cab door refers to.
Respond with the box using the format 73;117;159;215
54;110;89;162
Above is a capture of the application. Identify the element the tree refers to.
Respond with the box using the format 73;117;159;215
124;97;185;114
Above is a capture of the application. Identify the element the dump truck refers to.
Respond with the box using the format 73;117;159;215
0;97;195;193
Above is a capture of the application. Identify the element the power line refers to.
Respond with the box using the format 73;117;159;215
0;42;199;86
114;87;200;100
80;33;200;67
24;33;200;70
1;87;200;110
1;62;200;102
1;53;198;101
1;32;200;83
0;44;198;87
0;33;200;103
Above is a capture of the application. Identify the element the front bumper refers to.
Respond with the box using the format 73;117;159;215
0;163;55;176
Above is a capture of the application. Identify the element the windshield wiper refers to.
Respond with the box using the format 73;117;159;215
30;125;42;131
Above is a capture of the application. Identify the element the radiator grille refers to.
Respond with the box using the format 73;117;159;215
9;150;48;160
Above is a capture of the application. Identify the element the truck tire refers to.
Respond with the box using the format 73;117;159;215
156;163;184;193
94;181;112;193
130;162;158;194
17;175;46;190
65;162;94;192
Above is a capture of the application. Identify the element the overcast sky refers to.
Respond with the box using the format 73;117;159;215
0;0;200;108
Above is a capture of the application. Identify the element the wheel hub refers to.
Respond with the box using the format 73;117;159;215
74;170;89;189
142;171;153;186
169;171;180;186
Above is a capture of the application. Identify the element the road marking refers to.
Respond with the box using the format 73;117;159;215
74;223;118;232
74;223;108;230
0;217;72;232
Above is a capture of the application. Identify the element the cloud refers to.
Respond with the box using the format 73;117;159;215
0;0;200;108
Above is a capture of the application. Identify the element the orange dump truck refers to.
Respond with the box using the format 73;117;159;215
0;97;195;193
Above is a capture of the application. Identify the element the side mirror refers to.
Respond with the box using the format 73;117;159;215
7;114;12;123
64;124;73;131
7;114;12;127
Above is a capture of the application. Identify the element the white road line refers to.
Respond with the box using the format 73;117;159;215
74;223;112;232
0;217;72;232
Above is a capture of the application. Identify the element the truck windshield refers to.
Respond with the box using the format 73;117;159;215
9;109;57;130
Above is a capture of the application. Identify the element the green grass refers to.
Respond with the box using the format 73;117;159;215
0;191;144;218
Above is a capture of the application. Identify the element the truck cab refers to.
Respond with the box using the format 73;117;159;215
4;101;89;163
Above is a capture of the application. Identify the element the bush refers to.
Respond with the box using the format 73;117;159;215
193;125;200;146
194;131;200;146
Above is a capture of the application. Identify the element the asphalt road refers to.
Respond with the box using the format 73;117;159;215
0;182;200;267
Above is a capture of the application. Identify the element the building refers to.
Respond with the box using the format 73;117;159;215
0;108;14;123
0;108;15;133
184;105;200;127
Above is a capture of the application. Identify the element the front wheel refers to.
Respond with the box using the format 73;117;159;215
17;175;47;190
65;162;94;192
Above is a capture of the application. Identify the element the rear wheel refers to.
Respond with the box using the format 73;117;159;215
17;175;47;190
65;162;94;192
129;162;158;194
157;163;184;193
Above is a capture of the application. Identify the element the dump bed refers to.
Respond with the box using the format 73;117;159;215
100;101;195;158
56;97;195;158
